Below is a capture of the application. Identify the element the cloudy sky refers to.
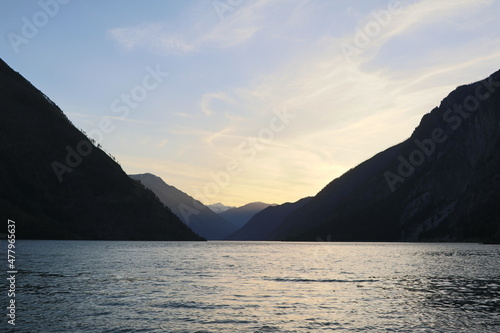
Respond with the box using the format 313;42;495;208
1;0;500;206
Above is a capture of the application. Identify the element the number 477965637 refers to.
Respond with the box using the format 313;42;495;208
7;219;16;270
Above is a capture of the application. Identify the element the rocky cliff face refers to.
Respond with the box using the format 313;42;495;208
273;70;500;243
0;59;203;241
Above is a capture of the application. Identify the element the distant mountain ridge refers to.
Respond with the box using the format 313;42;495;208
220;202;275;229
207;202;236;214
130;173;237;239
227;197;312;240
0;58;203;241
271;69;500;243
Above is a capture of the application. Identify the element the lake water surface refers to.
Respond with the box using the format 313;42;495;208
2;241;499;332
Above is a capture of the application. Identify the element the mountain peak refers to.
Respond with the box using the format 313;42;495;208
130;174;237;239
220;202;274;229
207;202;236;214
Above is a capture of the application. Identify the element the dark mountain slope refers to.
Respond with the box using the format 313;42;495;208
130;173;237;240
227;197;312;240
274;70;500;243
0;58;203;240
220;202;274;229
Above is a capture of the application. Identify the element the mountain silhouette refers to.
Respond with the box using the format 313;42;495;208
130;173;237;239
220;202;274;229
207;202;236;214
272;69;500;243
227;197;312;241
0;58;203;241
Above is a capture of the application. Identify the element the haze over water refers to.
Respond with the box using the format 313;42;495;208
3;241;499;332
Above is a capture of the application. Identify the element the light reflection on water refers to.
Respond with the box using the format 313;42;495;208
1;241;499;332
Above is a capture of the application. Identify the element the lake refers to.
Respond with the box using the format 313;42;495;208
1;241;499;332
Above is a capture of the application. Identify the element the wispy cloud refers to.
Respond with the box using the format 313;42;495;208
199;91;235;116
156;138;169;148
175;112;193;118
386;0;493;40
107;0;325;56
107;0;277;54
108;23;197;55
335;0;495;65
108;22;258;54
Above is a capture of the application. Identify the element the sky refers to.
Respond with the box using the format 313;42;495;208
1;0;500;207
